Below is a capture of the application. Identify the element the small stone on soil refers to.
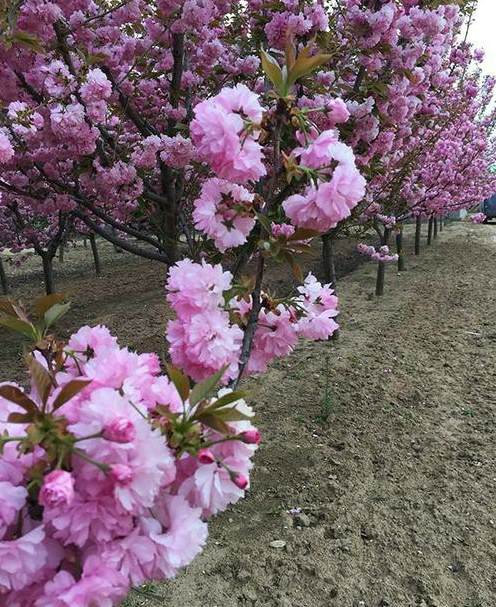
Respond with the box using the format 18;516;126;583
269;540;287;549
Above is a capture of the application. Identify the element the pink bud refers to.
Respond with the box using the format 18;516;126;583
103;417;136;443
198;449;215;464
240;430;261;445
232;474;248;490
109;464;133;486
39;470;75;508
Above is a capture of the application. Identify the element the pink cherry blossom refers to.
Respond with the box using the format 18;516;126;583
0;482;27;539
39;471;75;509
166;259;233;319
191;85;266;183
193;178;256;251
0;131;14;163
167;310;243;382
0;526;50;594
80;68;112;103
103;417;136;443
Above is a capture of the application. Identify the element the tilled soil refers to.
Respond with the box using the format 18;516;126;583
0;234;366;382
2;223;495;607
126;223;496;607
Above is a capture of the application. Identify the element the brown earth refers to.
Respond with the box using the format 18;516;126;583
2;223;495;607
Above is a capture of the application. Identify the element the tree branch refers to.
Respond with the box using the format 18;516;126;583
73;211;170;264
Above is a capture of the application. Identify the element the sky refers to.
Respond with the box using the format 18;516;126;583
467;0;496;75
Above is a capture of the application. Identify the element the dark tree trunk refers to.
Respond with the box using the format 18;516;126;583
433;216;438;239
0;256;8;295
42;255;55;295
322;233;340;340
89;233;101;276
427;216;434;246
83;237;88;248
439;217;443;232
164;218;178;263
58;243;65;264
396;227;405;272
322;233;337;288
415;216;422;255
375;227;391;297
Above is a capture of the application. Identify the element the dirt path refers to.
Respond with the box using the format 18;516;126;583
124;222;496;607
2;223;495;607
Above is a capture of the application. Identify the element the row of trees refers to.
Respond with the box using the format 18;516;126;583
0;0;494;294
0;0;494;605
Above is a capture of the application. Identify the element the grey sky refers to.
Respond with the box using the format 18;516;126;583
467;0;496;75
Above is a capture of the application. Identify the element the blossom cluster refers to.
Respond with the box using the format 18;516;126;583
191;84;266;184
0;324;259;605
357;243;399;264
470;212;486;224
283;130;366;232
166;260;339;381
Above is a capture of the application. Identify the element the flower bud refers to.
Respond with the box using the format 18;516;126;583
198;449;215;464
103;417;136;443
109;464;133;486
39;470;75;508
232;474;248;490
240;430;261;445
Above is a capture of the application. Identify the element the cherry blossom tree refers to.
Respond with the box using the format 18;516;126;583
0;1;494;604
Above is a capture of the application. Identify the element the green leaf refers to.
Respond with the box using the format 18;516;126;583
198;413;230;434
207;390;248;411
284;42;296;72
260;49;284;93
256;212;273;233
0;299;18;317
155;404;179;421
28;356;53;406
194;391;249;420
282;251;303;282
43;303;71;330
215;407;254;423
34;293;65;318
10;30;44;52
189;366;227;407
166;365;190;402
7;412;33;424
51;379;92;412
287;45;332;86
0;385;39;415
0;317;37;339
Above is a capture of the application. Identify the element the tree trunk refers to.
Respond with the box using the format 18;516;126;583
427;216;434;246
0;256;8;295
322;233;340;340
322;233;337;288
83;237;88;248
439;217;443;232
58;243;65;264
375;228;390;297
415;216;422;256
433;216;438;239
89;233;101;276
42;255;55;295
396;227;405;272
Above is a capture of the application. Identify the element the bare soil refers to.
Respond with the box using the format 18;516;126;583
2;223;495;607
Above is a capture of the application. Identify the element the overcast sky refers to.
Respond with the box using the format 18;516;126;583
467;0;496;75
